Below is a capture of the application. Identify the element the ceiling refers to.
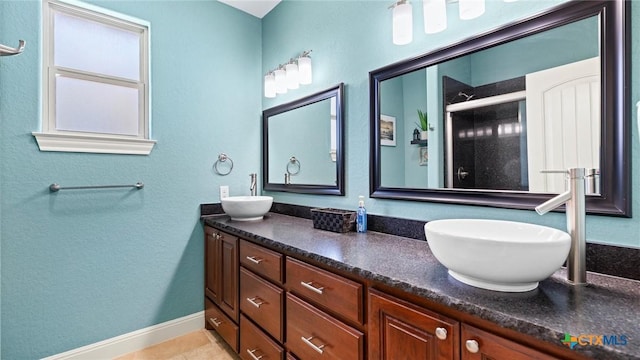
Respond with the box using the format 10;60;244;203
218;0;281;19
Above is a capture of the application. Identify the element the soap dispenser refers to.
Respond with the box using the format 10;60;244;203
356;196;367;233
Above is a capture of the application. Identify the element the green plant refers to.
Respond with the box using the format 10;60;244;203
416;109;428;131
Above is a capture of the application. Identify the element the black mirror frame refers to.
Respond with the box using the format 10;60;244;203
263;83;345;196
370;0;630;217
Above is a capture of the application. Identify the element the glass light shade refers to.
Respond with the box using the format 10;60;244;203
264;73;276;98
298;56;312;85
423;0;447;34
274;68;287;94
459;0;485;20
285;62;299;89
392;1;413;45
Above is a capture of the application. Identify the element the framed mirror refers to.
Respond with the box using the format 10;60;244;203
370;0;629;216
263;83;345;195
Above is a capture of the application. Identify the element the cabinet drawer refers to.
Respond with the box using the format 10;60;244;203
240;315;284;360
461;324;558;359
286;293;364;360
240;239;284;284
286;257;363;324
368;289;459;360
240;267;284;342
205;297;238;352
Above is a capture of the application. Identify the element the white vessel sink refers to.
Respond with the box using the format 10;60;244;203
221;196;273;221
424;219;571;292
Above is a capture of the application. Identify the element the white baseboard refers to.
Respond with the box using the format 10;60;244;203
43;311;204;360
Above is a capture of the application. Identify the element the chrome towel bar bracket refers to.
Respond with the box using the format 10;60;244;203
49;182;144;192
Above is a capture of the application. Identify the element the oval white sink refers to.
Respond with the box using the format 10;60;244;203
424;219;570;292
221;196;273;221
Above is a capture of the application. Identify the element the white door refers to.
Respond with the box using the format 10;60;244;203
525;57;600;193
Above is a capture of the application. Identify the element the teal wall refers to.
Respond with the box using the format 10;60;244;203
1;0;639;358
262;0;640;249
0;0;261;358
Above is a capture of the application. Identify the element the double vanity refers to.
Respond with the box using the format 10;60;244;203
202;210;639;360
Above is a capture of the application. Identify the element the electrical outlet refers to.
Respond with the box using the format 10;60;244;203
219;185;229;200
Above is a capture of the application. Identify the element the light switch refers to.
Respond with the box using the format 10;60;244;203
219;185;229;200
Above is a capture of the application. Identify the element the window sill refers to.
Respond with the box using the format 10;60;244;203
32;132;156;155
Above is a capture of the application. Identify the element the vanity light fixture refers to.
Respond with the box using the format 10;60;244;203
458;0;485;20
274;66;287;95
264;50;313;98
424;0;447;34
264;72;276;98
392;0;516;43
391;0;413;45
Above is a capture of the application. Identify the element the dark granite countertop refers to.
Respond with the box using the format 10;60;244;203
202;212;640;359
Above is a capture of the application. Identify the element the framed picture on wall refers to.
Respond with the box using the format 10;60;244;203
380;115;396;146
419;147;428;166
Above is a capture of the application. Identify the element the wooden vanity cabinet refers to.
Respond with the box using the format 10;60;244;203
368;289;459;360
204;226;239;350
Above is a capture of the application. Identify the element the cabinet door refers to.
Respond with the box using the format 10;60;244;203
368;289;459;360
461;324;559;360
219;231;239;322
205;227;221;303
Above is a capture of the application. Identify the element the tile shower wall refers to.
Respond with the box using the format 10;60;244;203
0;1;261;358
261;0;640;249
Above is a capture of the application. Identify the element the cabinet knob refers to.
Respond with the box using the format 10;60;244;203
301;336;325;354
300;281;324;294
209;317;222;328
246;296;265;308
246;255;263;264
465;339;480;353
215;233;221;240
246;348;264;360
435;327;447;340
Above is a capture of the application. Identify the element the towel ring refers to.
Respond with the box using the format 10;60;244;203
214;153;233;176
286;156;301;175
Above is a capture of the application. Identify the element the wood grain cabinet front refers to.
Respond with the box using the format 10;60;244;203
286;257;363;325
240;239;284;284
286;293;364;360
240;315;284;360
240;266;285;343
461;323;559;360
205;297;239;352
368;289;460;360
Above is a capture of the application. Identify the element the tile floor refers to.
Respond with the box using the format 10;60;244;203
115;329;239;360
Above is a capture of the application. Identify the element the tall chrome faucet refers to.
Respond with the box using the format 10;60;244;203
249;173;257;196
535;168;587;285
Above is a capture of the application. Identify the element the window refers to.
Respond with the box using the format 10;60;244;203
34;0;155;155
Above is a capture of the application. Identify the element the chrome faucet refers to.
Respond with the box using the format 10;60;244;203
534;168;587;285
249;173;257;196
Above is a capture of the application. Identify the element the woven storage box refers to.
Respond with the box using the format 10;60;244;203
310;208;356;233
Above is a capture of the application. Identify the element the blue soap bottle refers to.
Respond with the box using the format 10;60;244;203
357;196;367;233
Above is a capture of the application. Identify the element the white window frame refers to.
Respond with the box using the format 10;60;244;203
34;0;155;155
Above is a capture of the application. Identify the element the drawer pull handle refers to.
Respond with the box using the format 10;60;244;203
246;296;265;308
209;317;222;327
300;281;324;294
301;336;325;354
465;339;480;353
246;256;263;264
435;327;447;340
246;348;264;360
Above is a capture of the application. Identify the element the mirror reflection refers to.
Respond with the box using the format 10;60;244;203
379;15;600;194
370;0;629;216
263;83;344;195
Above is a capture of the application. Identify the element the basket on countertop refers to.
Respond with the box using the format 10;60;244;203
310;208;356;233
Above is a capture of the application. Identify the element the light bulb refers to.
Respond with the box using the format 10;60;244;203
285;62;299;89
423;0;447;34
274;68;287;94
298;55;312;85
264;73;276;98
392;1;413;45
459;0;485;20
